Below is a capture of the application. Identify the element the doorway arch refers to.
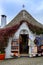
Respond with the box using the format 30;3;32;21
19;29;29;54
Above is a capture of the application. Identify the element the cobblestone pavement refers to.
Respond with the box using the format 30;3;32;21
0;57;43;65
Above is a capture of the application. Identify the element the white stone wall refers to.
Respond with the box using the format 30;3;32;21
5;37;12;58
13;22;36;57
5;22;36;58
13;22;36;41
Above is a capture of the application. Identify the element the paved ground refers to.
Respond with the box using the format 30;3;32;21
0;57;43;65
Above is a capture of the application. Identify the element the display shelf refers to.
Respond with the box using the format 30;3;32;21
11;49;19;51
11;46;19;49
11;39;19;53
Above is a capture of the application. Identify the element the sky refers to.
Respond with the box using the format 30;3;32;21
0;0;43;25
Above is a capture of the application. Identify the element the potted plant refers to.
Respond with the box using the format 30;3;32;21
0;48;5;60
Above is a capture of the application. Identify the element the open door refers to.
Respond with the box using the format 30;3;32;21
19;34;29;54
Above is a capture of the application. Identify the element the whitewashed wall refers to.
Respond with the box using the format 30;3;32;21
5;22;36;58
13;22;36;41
5;37;12;58
13;22;36;57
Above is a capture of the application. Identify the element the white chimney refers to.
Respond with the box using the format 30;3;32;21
1;15;6;28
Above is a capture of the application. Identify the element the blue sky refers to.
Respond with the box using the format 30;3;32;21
0;0;43;25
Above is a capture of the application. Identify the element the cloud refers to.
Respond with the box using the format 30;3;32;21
32;0;43;13
36;1;43;11
1;0;29;5
0;0;43;25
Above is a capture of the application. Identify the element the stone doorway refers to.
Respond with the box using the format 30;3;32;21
19;34;29;54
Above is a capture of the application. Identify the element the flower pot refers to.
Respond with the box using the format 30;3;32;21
0;54;5;60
